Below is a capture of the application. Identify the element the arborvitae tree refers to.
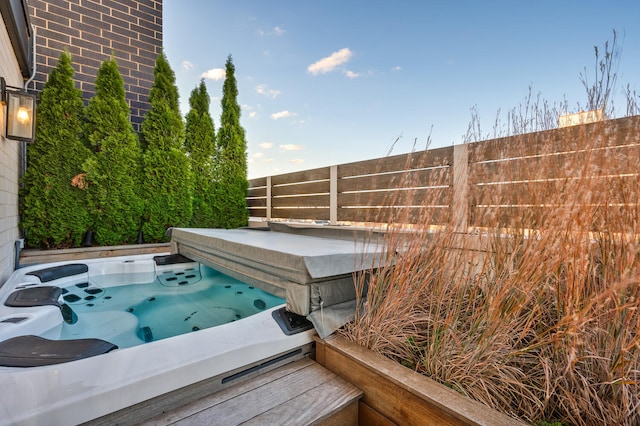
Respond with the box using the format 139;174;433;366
185;79;217;227
83;57;142;245
140;52;193;242
20;51;92;248
214;55;249;228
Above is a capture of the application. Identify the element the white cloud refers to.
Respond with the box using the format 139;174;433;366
392;66;402;72
271;110;297;120
256;84;281;99
252;152;264;158
249;111;257;118
307;48;352;75
289;159;305;164
258;26;286;37
182;60;194;71
201;68;226;81
262;158;274;163
345;70;361;79
280;144;303;151
259;142;273;149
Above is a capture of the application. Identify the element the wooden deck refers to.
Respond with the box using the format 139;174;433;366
141;357;362;426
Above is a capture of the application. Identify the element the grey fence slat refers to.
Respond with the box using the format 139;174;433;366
248;116;640;229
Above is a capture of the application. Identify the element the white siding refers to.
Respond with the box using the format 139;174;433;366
0;19;25;285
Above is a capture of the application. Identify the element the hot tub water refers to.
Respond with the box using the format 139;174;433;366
41;263;284;348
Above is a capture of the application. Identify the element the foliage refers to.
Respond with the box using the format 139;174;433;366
343;32;640;425
140;51;183;151
580;29;619;115
213;55;249;228
140;52;192;242
185;79;217;227
344;119;640;425
82;57;142;246
20;51;92;248
464;30;633;143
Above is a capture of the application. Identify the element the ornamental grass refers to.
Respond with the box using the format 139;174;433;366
342;115;640;425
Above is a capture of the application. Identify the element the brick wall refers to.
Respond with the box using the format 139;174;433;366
27;0;162;131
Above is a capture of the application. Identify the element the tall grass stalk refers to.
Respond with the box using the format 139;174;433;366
343;116;640;424
343;117;640;425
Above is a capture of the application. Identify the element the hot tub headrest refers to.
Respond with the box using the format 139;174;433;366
5;286;62;308
26;263;88;282
154;253;194;266
0;335;117;367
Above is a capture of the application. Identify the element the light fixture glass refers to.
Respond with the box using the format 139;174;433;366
6;89;36;142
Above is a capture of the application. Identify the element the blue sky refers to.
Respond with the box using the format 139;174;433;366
164;1;640;179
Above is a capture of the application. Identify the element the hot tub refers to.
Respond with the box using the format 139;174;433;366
0;225;389;424
0;253;315;425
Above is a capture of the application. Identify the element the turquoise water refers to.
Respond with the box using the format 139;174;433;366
47;265;284;348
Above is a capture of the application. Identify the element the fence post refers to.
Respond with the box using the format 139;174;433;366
330;165;338;225
452;144;469;232
266;175;272;221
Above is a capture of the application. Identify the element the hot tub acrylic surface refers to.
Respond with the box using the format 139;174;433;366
0;254;315;425
30;261;284;348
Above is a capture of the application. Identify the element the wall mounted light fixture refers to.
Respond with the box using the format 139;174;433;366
1;77;36;143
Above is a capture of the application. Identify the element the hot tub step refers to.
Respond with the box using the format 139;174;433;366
143;357;362;425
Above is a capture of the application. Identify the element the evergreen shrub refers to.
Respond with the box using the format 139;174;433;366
213;55;249;228
185;79;217;227
140;52;193;242
20;51;91;248
83;57;142;245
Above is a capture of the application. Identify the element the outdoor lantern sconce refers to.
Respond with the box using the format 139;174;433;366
1;77;36;143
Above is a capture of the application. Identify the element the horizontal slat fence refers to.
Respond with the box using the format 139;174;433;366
337;147;453;224
249;147;455;225
248;115;640;231
272;167;330;221
468;115;640;230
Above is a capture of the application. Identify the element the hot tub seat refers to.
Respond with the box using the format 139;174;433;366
0;335;118;367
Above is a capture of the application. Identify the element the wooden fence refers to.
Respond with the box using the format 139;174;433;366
247;115;640;231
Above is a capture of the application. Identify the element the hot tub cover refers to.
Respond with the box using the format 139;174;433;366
170;227;390;337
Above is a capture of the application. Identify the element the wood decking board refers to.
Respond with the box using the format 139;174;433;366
143;358;362;426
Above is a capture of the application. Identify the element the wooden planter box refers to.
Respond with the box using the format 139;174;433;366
18;243;171;266
315;335;526;426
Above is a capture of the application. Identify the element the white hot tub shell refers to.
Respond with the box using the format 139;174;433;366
0;254;314;425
